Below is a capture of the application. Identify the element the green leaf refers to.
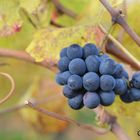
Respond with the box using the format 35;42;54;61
26;24;97;62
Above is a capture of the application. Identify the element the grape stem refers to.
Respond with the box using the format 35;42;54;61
99;0;140;47
94;106;131;140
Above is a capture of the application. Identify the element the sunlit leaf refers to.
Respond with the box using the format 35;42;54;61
26;25;98;62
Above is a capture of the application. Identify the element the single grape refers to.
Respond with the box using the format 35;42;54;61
60;48;67;58
120;90;133;103
67;44;83;59
121;70;129;80
99;54;109;61
63;85;77;98
56;71;71;85
83;92;100;109
132;72;140;88
83;72;100;91
100;75;116;91
63;85;86;99
113;64;124;78
58;56;70;72
68;75;83;90
99;90;115;106
83;43;99;58
99;58;116;75
114;79;127;95
69;58;86;76
85;55;100;72
130;88;140;101
68;94;84;110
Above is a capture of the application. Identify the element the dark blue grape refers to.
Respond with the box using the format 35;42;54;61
114;79;127;95
113;64;124;78
132;72;140;88
60;48;67;58
68;75;83;90
100;75;116;91
85;55;100;72
83;43;99;58
121;70;129;79
69;58;86;76
68;94;84;110
67;44;83;59
83;92;100;109
63;85;77;98
99;90;115;106
56;71;71;85
130;88;140;101
58;56;70;72
99;54;109;61
83;72;99;91
63;85;85;99
120;90;133;103
99;58;116;75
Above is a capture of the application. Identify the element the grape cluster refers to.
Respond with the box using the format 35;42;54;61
56;43;140;110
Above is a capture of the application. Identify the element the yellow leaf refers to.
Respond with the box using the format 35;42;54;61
26;25;97;62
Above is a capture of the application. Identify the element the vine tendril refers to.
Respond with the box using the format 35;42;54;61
0;72;15;105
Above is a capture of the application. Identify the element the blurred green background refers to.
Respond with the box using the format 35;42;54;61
0;0;140;140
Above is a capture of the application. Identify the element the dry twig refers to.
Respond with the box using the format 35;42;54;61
99;0;140;47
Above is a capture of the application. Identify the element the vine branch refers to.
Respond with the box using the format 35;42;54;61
94;106;131;140
0;48;57;72
26;100;110;135
0;96;110;135
117;0;127;43
99;0;140;47
99;24;140;70
52;0;77;18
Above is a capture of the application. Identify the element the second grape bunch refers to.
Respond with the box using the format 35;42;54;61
56;43;140;110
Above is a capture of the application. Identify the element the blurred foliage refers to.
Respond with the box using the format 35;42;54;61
0;0;140;140
19;76;68;134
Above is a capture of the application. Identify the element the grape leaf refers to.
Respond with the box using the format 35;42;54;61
20;0;54;28
26;25;98;62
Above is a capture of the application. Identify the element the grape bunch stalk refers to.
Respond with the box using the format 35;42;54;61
56;43;140;110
